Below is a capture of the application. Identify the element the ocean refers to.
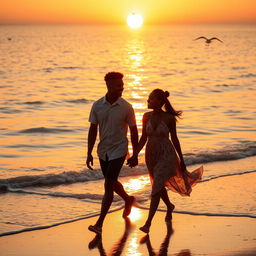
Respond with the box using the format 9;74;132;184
0;24;255;236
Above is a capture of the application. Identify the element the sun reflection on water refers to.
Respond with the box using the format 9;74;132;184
122;176;150;194
125;36;149;159
128;207;142;222
124;36;149;137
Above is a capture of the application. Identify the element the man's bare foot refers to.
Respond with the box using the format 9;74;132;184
122;196;135;218
88;225;102;235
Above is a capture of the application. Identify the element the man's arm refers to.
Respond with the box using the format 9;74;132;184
86;123;98;170
128;125;139;167
129;125;138;154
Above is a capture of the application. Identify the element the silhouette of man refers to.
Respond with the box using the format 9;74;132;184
87;72;138;234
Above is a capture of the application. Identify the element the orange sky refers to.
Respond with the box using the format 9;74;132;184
1;0;256;24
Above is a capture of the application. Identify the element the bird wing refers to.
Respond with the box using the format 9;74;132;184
194;36;208;41
210;37;223;43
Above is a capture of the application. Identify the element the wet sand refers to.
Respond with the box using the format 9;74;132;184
0;207;256;256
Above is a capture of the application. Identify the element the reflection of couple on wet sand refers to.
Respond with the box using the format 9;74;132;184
88;219;191;256
140;222;191;256
88;217;132;256
86;71;203;235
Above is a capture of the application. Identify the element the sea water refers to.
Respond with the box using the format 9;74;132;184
0;24;255;236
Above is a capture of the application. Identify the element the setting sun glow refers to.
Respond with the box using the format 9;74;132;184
0;1;256;24
127;13;143;29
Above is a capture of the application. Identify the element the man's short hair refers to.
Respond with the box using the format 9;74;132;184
104;72;123;82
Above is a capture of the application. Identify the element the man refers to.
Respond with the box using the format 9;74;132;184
86;72;138;235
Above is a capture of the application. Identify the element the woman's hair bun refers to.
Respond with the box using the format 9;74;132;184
164;91;170;98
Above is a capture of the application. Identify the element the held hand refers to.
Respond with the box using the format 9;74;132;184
127;155;138;168
86;154;94;170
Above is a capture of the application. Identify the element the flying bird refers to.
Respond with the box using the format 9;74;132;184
194;36;223;44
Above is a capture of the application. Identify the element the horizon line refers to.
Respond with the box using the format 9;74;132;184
1;21;256;26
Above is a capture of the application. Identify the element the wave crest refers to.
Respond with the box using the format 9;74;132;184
0;169;104;189
65;98;92;104
19;127;73;134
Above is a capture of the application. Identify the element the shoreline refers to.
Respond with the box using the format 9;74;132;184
1;204;255;238
1;164;256;238
0;208;255;256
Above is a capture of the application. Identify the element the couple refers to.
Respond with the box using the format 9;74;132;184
86;72;203;235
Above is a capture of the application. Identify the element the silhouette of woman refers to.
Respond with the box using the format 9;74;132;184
128;89;203;233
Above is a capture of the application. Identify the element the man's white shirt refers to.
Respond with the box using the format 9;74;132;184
89;96;136;161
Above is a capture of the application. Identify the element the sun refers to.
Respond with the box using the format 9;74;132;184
126;13;143;29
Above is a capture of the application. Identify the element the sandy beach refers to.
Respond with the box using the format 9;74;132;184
0;207;255;256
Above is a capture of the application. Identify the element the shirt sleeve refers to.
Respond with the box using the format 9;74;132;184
88;104;98;124
126;105;136;127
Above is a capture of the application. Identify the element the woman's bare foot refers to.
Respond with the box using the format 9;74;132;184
165;203;175;223
88;225;102;235
139;224;150;233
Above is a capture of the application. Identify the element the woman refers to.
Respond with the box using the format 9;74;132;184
127;89;203;233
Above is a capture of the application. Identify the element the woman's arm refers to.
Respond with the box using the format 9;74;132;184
133;113;148;156
169;116;187;172
127;113;148;167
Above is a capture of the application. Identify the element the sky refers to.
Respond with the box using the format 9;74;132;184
1;0;256;25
